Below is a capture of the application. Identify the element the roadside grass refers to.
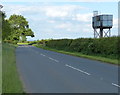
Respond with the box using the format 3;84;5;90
35;45;118;65
2;43;24;93
17;43;29;45
0;44;2;94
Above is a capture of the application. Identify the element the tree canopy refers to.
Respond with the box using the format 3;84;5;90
2;13;34;43
1;12;12;41
8;14;34;42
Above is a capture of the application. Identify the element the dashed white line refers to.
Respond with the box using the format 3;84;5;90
48;57;59;63
112;83;120;88
40;53;46;57
54;60;59;63
65;64;91;76
40;53;59;63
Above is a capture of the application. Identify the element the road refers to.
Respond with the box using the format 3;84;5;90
16;45;119;93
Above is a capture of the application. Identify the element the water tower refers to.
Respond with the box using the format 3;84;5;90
92;11;113;38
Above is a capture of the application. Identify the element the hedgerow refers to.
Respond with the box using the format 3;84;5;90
45;37;119;59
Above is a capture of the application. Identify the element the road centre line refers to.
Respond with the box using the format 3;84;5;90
48;57;59;63
65;64;91;76
38;52;59;63
112;83;120;88
40;53;46;56
29;49;59;63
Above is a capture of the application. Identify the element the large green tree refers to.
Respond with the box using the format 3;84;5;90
1;12;12;41
8;14;34;42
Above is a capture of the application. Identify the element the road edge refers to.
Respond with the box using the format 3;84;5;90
34;45;119;66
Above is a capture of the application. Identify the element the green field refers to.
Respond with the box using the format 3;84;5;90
2;43;24;93
36;45;118;65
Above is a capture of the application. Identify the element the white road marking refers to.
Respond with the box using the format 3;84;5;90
48;57;59;63
40;53;46;57
112;83;120;88
65;64;91;75
37;52;59;63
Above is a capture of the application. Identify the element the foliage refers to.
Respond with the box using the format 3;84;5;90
8;14;34;42
2;12;34;43
27;39;50;45
46;39;72;51
1;12;11;41
45;37;119;59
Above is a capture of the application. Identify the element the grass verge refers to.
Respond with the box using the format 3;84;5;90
2;43;24;93
17;43;29;45
0;44;2;94
35;45;118;65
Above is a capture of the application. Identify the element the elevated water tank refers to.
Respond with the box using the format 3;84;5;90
92;15;113;29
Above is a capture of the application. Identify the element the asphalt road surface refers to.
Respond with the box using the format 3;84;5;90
16;45;119;93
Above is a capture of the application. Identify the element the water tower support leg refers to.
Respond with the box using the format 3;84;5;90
94;29;95;38
104;29;111;37
109;29;111;37
94;29;100;38
100;28;103;38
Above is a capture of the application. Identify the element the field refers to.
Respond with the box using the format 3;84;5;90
2;43;24;93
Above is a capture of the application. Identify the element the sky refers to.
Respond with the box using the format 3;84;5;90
1;0;118;41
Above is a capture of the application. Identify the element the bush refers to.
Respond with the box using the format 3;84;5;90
45;37;119;59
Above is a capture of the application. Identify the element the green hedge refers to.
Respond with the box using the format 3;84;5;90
46;39;72;50
46;37;119;59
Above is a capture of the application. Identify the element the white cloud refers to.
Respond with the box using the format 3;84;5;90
55;23;72;29
46;9;68;17
47;20;56;23
44;5;87;18
73;13;93;22
3;5;43;17
3;4;88;19
67;28;72;32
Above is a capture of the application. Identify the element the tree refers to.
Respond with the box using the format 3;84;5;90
1;12;12;41
8;14;34;42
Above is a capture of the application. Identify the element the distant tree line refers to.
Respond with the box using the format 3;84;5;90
1;11;34;44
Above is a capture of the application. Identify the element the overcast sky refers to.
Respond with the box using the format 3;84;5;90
1;0;118;41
